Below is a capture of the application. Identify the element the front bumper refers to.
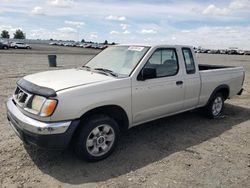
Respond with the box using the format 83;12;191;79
6;98;79;149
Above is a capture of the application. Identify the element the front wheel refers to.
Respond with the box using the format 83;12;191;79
205;92;224;118
74;115;119;162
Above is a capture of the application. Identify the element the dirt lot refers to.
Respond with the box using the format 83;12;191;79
0;45;250;188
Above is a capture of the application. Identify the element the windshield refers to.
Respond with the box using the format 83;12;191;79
85;46;150;77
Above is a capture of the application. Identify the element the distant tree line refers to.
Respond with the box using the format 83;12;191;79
0;29;26;39
1;29;116;44
81;39;115;45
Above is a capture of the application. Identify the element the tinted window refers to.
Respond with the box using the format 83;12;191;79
145;48;178;78
182;48;195;74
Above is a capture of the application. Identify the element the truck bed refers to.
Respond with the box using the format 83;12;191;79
198;64;244;107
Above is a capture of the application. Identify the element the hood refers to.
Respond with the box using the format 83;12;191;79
23;68;114;91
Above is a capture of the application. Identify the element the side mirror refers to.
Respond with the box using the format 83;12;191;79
138;67;157;81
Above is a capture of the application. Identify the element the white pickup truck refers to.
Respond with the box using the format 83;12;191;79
6;44;244;161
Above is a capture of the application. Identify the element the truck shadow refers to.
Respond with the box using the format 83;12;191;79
25;103;250;185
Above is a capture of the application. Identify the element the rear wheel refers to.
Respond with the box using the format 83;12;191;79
74;115;119;162
205;92;224;118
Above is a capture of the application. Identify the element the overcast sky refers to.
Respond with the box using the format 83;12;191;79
0;0;250;49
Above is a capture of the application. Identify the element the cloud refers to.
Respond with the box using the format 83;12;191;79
31;6;45;15
123;30;130;34
105;15;126;21
90;33;98;39
1;0;250;48
202;0;250;16
48;0;74;8
163;26;250;49
57;27;76;33
229;0;250;10
30;27;78;40
202;4;230;16
110;30;119;34
140;29;157;34
120;23;129;30
144;37;152;42
65;20;85;28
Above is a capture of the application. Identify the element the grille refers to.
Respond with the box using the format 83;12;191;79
13;87;31;107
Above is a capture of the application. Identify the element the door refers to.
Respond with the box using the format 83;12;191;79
132;48;185;125
182;48;201;109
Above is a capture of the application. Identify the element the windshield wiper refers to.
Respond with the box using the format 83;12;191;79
78;65;91;71
93;68;118;77
82;65;91;69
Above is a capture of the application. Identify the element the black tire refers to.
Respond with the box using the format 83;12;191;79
4;46;8;50
74;115;120;162
205;92;224;119
14;46;18;49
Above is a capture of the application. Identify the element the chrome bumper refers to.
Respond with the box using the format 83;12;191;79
6;98;71;135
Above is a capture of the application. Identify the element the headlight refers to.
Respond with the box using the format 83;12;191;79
29;95;57;117
31;95;46;112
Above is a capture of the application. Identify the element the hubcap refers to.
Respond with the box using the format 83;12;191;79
86;124;115;157
212;96;223;116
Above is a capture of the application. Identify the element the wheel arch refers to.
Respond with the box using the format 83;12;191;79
206;84;230;106
76;105;130;133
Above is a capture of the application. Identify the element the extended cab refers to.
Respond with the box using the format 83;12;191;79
6;44;244;161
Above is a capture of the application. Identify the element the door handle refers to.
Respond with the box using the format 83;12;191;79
176;81;183;85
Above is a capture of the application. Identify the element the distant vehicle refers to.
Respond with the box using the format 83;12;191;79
237;50;244;55
57;42;64;46
79;43;90;48
208;49;220;54
11;42;31;49
49;42;57;45
63;43;71;47
91;43;99;49
244;51;250;55
98;45;108;50
220;50;227;54
228;50;238;55
201;49;209;53
84;44;92;48
0;42;9;50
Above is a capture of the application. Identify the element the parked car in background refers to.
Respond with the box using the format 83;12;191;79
84;44;92;48
219;50;227;54
244;51;250;55
97;45;108;50
228;50;238;55
0;42;9;50
11;42;32;49
201;49;210;53
91;43;99;49
237;50;245;55
79;43;90;48
49;42;57;45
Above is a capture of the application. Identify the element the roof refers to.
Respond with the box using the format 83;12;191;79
116;43;193;48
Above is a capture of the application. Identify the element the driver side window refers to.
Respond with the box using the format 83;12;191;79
145;48;179;78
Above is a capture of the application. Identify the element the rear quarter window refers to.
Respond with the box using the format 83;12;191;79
182;48;196;74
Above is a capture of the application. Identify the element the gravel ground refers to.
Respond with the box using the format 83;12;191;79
0;45;250;188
